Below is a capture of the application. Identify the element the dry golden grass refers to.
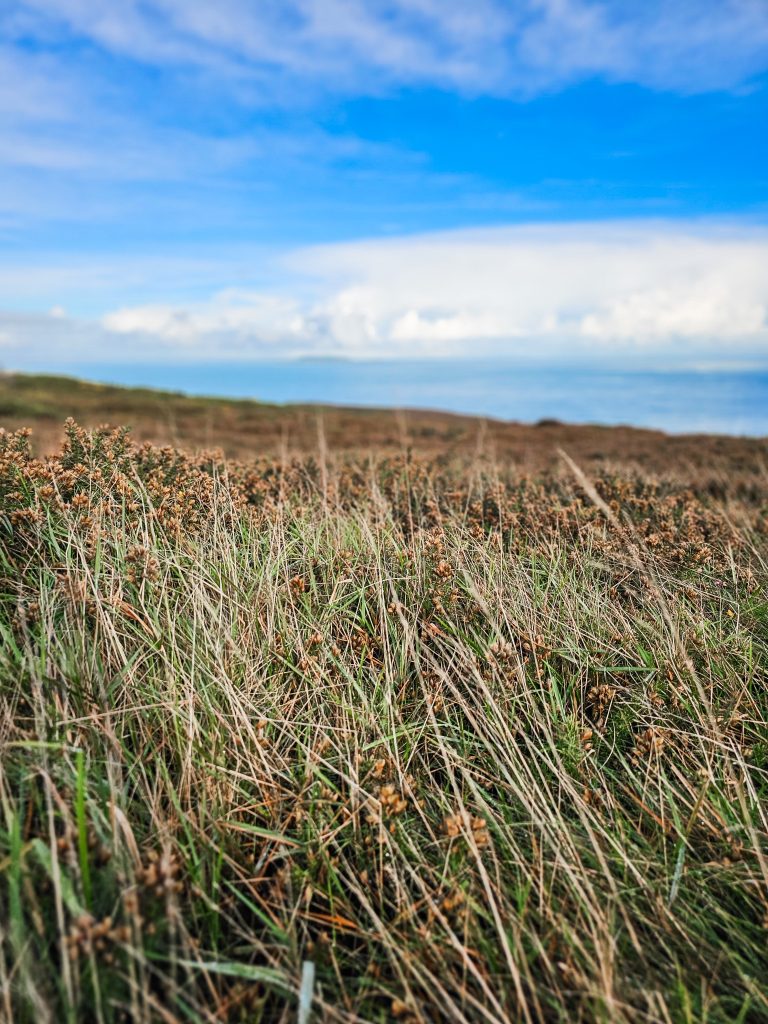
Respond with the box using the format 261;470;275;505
0;405;767;1023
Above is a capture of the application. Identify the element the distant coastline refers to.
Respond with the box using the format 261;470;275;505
22;360;768;437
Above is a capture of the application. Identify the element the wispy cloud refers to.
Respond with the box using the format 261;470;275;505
9;0;768;98
2;1;765;239
3;221;767;367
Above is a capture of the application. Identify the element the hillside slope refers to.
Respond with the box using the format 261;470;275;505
1;372;767;495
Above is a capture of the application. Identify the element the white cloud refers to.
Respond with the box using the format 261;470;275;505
287;222;768;355
102;292;305;348
1;220;767;367
390;309;507;343
580;285;767;341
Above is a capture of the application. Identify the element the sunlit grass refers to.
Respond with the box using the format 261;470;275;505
1;421;767;1022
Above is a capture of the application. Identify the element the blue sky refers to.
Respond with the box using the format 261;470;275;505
1;0;767;365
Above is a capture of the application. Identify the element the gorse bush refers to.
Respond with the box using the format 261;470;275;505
1;420;767;1023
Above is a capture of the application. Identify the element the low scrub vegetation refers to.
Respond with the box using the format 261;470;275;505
1;420;767;1022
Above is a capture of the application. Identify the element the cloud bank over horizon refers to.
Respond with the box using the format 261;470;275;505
3;221;767;368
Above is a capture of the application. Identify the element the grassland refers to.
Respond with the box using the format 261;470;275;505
1;377;768;1022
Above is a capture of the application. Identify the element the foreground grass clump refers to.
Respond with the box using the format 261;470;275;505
1;420;767;1023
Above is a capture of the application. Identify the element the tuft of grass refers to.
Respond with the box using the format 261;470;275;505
0;419;767;1023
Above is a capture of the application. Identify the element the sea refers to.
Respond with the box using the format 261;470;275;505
63;361;768;437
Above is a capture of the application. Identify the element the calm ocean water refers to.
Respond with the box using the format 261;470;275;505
65;361;768;436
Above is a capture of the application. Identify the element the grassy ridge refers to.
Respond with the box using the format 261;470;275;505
0;419;767;1022
3;372;768;487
